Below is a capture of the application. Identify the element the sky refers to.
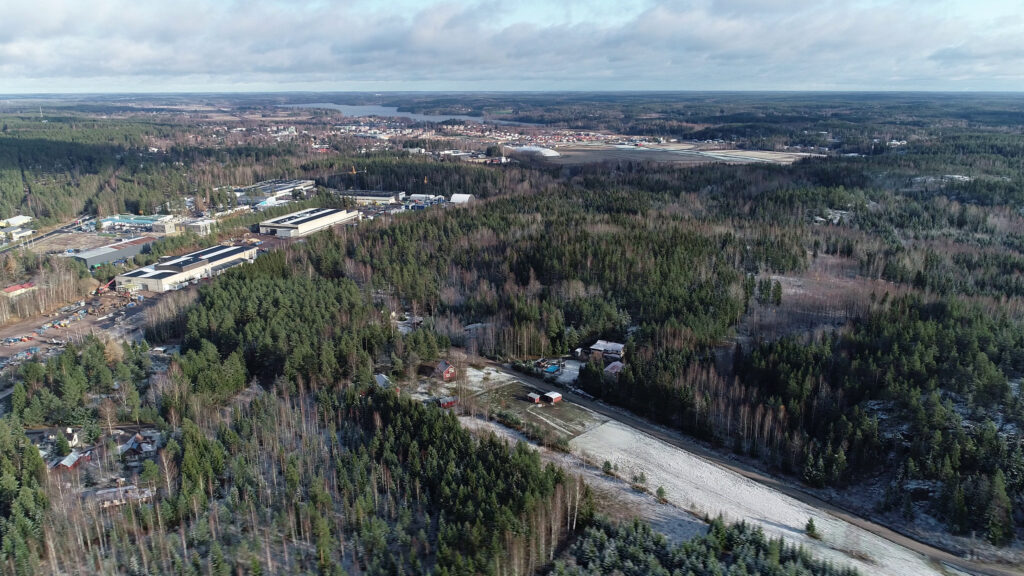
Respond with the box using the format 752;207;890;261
1;0;1022;93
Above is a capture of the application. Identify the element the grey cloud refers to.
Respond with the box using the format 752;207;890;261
0;0;1021;92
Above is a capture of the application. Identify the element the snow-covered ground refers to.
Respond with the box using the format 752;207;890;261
556;359;582;385
460;416;706;544
464;366;522;395
571;421;943;576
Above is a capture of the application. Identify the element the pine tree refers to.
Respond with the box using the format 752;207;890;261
986;469;1013;546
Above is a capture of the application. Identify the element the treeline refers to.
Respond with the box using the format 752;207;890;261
308;154;549;200
552;517;858;576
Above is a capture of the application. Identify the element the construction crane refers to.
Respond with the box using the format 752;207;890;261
93;278;116;296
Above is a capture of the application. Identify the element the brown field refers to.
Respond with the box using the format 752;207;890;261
26;231;117;255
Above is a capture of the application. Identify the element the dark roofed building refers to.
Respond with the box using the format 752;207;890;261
434;360;456;382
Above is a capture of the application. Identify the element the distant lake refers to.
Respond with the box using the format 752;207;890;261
280;103;531;125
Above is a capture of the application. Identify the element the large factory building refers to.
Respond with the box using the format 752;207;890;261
258;208;360;238
74;237;156;268
115;244;257;293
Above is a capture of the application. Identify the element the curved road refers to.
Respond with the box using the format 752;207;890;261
490;362;1023;576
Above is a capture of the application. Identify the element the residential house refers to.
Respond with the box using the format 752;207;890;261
118;433;157;464
434;360;456;382
588;340;625;363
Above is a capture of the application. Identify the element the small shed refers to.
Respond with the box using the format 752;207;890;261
435;360;456;382
527;392;541;404
604;361;625;380
438;396;458;409
543;392;562;404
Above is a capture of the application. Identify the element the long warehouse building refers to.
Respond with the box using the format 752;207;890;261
259;208;360;237
336;190;406;205
74;237;156;268
114;244;257;293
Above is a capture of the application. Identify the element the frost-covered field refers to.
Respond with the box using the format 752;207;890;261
572;421;942;576
460;416;707;544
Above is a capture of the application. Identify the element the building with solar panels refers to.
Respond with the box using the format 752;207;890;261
114;244;257;292
258;208;360;237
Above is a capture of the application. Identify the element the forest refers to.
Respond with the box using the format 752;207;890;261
0;93;1023;574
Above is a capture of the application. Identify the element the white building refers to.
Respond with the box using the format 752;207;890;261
336;190;407;205
259;208;360;238
185;219;216;236
450;194;474;204
0;215;32;228
234;179;315;205
115;244;257;293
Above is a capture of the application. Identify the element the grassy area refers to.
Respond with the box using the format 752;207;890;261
476;377;606;446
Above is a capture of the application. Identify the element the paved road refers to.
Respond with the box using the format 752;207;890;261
0;220;82;255
488;362;1023;576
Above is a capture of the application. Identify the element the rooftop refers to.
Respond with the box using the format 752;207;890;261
261;208;344;227
75;236;156;260
121;245;253;278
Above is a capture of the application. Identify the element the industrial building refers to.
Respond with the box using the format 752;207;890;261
185;219;216;236
408;194;445;205
450;194;475;204
0;215;32;228
152;221;178;234
235;179;315;205
99;214;172;231
336;190;406;205
258;208;360;237
74;237;156;268
115;244;257;293
1;226;32;241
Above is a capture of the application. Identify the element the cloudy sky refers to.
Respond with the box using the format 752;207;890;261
2;0;1022;93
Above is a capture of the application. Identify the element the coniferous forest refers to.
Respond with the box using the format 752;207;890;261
1;93;1023;574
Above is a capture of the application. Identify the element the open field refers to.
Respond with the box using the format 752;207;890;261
25;231;116;254
543;143;817;165
475;378;607;439
571;420;944;576
459;415;707;544
461;366;968;575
